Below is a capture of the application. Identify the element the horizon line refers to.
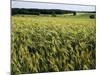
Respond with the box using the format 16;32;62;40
12;8;96;12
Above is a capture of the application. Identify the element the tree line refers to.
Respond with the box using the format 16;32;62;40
11;8;77;16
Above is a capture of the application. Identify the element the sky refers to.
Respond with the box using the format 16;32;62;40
12;0;96;5
12;0;96;12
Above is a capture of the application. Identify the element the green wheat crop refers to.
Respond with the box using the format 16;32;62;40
11;14;96;75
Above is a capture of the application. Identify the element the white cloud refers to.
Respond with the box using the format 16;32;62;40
21;0;96;5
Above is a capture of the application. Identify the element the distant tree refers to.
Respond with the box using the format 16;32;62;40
89;15;95;19
73;12;76;16
33;12;40;15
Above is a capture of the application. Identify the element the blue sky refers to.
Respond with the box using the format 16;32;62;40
12;1;96;11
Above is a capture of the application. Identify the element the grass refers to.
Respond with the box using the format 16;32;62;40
11;14;96;74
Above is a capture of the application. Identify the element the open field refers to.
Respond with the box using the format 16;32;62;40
11;14;96;74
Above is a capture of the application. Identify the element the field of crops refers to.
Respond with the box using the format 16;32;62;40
11;14;96;74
